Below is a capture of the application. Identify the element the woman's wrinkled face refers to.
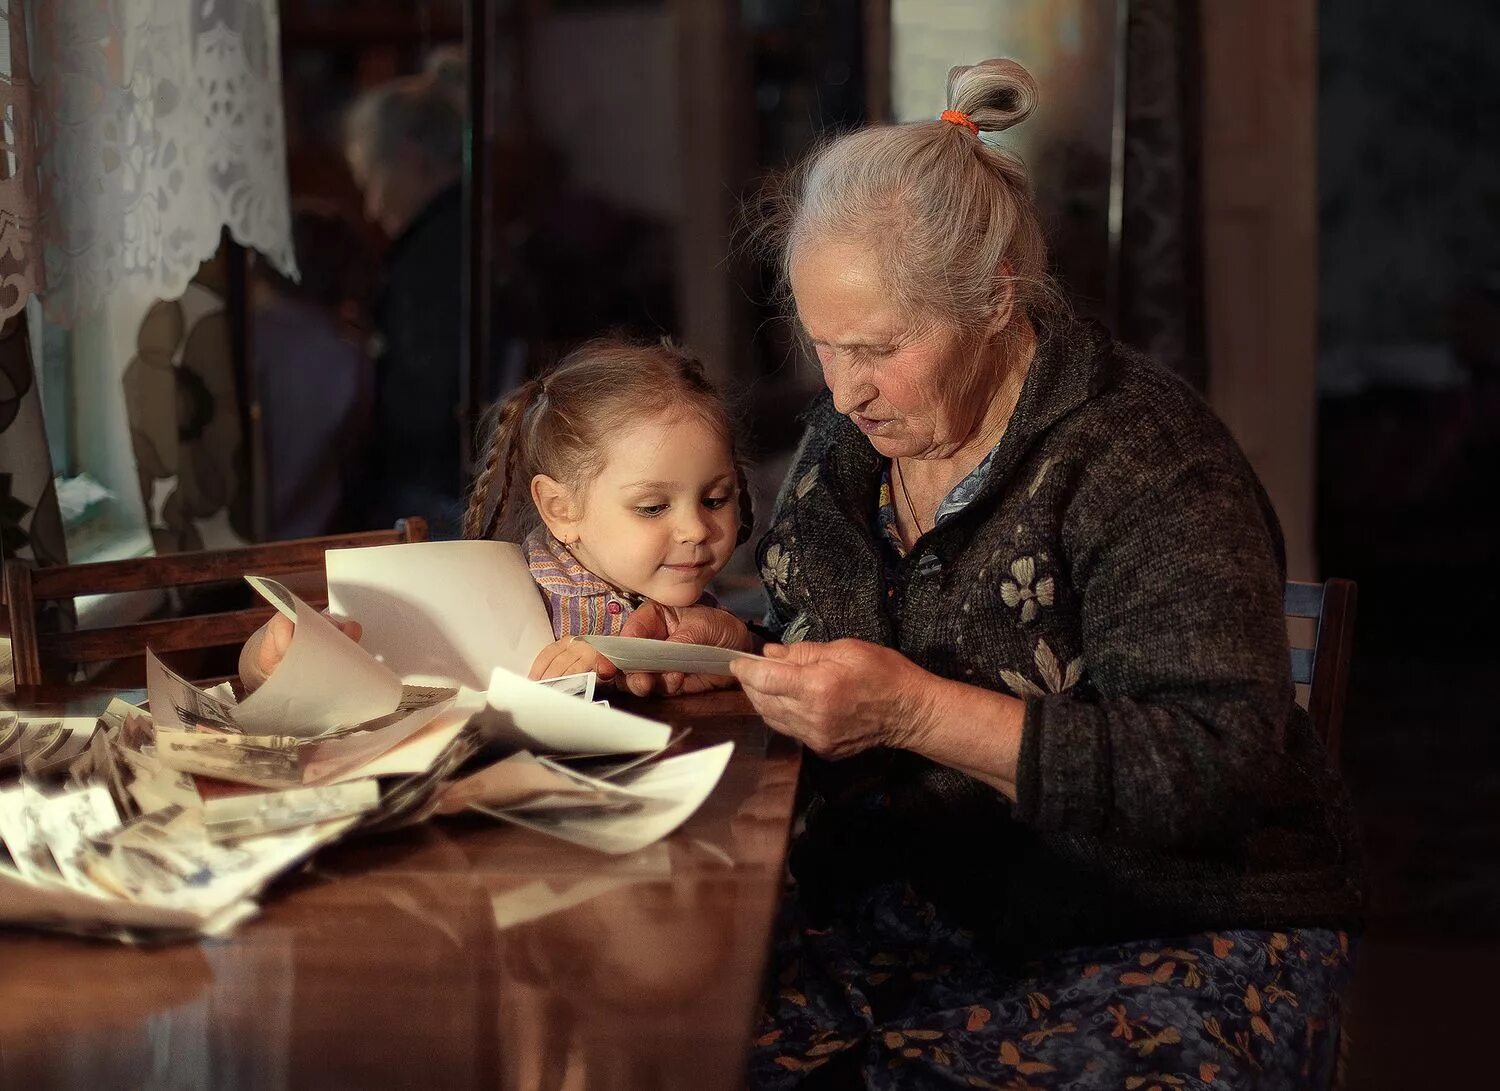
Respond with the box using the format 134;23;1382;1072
790;239;989;460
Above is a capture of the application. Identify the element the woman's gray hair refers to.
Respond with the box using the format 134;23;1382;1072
759;58;1066;349
423;45;468;111
344;74;464;176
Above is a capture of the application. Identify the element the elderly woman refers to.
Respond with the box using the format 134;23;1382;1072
620;60;1362;1087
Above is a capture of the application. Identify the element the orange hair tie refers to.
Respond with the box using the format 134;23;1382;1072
940;109;980;136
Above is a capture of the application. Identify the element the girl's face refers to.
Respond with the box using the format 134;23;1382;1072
534;410;741;606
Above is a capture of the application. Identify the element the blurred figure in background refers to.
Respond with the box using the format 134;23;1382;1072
251;203;374;540
422;44;468;112
344;73;465;535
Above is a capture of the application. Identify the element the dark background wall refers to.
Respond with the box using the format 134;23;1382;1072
1317;3;1500;1087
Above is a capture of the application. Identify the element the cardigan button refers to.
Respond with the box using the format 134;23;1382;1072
916;553;942;576
607;601;622;615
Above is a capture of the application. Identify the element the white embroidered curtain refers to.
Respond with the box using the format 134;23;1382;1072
1;0;297;327
0;1;42;318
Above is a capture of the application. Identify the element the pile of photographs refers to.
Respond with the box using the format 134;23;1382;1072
0;541;735;942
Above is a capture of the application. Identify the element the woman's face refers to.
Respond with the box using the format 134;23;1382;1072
790;239;995;461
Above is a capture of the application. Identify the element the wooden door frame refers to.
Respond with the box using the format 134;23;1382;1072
1200;0;1318;579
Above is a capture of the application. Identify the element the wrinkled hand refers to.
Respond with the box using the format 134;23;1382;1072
239;612;363;692
615;602;754;697
528;636;603;681
729;638;935;760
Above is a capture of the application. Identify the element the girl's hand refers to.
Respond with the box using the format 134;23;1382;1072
239;612;363;693
615;602;755;696
728;638;937;760
528;636;603;681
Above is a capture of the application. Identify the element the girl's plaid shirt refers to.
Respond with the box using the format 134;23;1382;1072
524;529;719;638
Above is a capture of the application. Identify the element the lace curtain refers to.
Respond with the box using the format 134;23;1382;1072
0;0;297;327
0;2;41;319
1;0;65;597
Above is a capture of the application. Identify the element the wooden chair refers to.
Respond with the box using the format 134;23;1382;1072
1285;578;1358;763
3;519;427;688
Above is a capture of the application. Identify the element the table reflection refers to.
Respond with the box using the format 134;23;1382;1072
0;695;798;1089
0;932;290;1089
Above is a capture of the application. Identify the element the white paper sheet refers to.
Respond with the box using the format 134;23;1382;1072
33;785;122;893
0;864;227;933
203;781;381;839
301;699;455;785
580;636;767;676
2;717;99;776
476;741;734;855
0;803;290;937
245;575;299;621
526;757;668;812
146;651;240;733
436;751;576;813
484;667;670;755
0;785;59;882
235;581;403;736
326;540;556;689
536;671;597;702
324;695;482;783
122;749;203;814
583;728;693;780
437;751;649;815
89;814;359;915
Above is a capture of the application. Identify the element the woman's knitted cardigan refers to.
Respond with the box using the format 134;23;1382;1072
757;318;1363;955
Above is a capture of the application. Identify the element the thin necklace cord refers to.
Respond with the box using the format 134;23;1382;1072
895;459;923;539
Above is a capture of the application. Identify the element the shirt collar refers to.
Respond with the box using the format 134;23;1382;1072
524;529;644;605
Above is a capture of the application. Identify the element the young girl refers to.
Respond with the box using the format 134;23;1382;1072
239;337;752;689
467;337;753;679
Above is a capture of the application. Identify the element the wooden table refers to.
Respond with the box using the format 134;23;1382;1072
0;688;800;1089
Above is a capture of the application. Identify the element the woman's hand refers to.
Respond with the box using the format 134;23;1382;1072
528;636;603;681
238;612;363;692
614;602;755;696
732;638;1026;794
729;638;940;760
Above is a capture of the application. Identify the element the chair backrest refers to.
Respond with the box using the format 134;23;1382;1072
3;518;427;688
1284;578;1358;763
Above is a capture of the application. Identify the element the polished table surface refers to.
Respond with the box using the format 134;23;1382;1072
0;687;800;1089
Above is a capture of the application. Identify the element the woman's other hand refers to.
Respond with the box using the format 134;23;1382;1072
613;602;755;697
238;612;363;692
729;639;937;760
528;636;603;681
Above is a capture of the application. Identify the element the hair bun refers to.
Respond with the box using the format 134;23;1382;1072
945;59;1038;134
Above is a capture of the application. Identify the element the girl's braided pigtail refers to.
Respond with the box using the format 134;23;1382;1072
463;380;543;540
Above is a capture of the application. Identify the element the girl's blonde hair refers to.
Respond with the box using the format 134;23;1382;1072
758;58;1067;353
464;337;753;544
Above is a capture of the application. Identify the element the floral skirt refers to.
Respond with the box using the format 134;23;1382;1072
749;882;1354;1090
